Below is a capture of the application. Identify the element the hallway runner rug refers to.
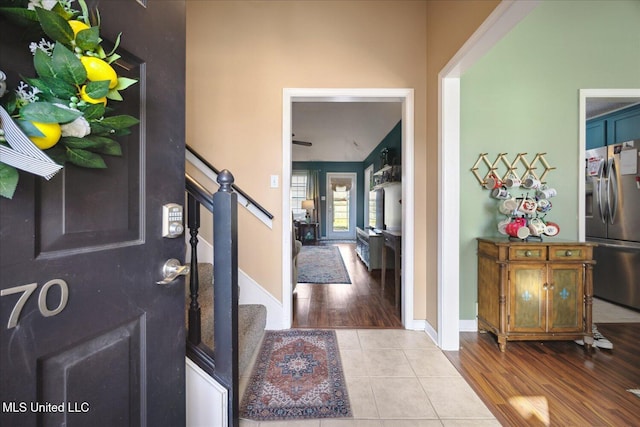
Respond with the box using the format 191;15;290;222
297;245;351;284
240;329;352;421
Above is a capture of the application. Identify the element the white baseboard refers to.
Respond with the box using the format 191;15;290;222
459;319;478;332
186;358;227;427
187;236;284;330
407;319;426;331
238;268;284;330
424;320;438;346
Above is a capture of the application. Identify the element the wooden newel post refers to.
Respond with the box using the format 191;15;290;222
212;169;239;426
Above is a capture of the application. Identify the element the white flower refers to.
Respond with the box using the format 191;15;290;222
61;116;91;138
27;0;58;11
0;70;6;98
29;39;55;56
15;81;41;108
54;103;91;138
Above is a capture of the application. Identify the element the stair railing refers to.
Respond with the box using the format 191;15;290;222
186;144;274;228
185;169;239;427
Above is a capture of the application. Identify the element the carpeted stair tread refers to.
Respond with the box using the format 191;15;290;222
238;304;267;375
185;263;266;376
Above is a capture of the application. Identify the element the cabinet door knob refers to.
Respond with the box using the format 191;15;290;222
525;250;532;257
543;283;548;290
565;250;573;257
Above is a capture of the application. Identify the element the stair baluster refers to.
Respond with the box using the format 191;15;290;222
187;193;201;345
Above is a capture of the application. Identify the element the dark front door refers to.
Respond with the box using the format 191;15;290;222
1;1;186;426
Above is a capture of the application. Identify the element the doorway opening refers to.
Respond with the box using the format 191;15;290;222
282;88;415;329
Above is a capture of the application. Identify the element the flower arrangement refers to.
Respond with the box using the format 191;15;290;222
0;0;139;199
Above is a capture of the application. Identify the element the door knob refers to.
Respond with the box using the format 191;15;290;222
157;259;190;285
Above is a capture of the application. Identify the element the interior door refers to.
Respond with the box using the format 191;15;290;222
326;172;357;240
0;1;186;426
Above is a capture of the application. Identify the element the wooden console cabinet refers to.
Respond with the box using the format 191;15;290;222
476;237;596;352
356;227;384;271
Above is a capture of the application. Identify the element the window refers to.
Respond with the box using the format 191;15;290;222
291;171;308;221
332;188;349;231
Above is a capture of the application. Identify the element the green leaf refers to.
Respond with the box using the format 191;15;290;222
96;139;122;156
77;0;89;24
66;147;107;168
84;80;109;99
25;76;76;99
0;7;38;23
106;88;123;101
106;32;122;57
100;115;139;129
75;26;100;51
0;163;19;200
16;119;44;137
115;77;138;91
85;136;122;156
82;103;105;120
21;102;82;124
51;1;74;21
2;92;18;115
61;136;104;149
111;128;132;137
33;48;55;78
35;6;73;46
95;44;106;59
51;42;86;85
45;146;67;165
106;52;121;64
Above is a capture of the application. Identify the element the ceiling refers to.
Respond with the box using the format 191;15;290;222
292;102;402;162
586;98;640;119
289;99;638;163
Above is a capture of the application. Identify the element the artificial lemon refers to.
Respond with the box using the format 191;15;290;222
80;56;118;89
68;20;90;37
80;85;107;106
29;122;62;150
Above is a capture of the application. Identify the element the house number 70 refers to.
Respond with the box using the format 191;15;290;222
1;280;69;329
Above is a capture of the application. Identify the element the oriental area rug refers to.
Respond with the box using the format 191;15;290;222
297;245;351;284
240;329;352;421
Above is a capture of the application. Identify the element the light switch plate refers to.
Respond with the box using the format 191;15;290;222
270;175;279;188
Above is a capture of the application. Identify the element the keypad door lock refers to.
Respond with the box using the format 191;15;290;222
162;203;184;238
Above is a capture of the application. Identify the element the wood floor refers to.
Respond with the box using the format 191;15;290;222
292;242;402;328
444;323;640;426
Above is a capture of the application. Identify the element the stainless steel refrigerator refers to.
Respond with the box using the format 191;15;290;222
585;140;640;310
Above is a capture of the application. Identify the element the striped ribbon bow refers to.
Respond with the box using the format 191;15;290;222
0;106;63;180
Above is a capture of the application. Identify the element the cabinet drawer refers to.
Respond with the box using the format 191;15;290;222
509;246;546;260
549;246;588;261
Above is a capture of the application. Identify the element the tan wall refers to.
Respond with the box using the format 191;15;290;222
424;0;499;327
186;0;428;313
186;0;497;325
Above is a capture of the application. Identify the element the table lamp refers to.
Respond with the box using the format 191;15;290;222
301;199;315;223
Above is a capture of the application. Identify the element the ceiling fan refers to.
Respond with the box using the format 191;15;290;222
292;134;312;147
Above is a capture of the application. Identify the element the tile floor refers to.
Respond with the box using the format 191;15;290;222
239;329;500;427
238;299;639;426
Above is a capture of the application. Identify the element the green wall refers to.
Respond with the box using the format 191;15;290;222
459;0;640;320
